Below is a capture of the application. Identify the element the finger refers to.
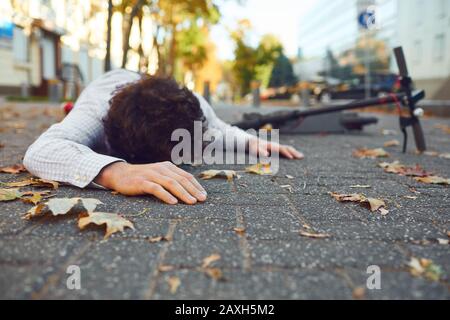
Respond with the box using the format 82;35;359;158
288;146;305;159
164;162;207;194
141;181;178;205
280;147;294;159
150;174;197;205
163;169;207;202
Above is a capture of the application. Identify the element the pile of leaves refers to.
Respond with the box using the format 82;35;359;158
330;192;389;215
379;161;450;185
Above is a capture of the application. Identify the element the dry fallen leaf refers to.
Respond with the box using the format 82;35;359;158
199;170;238;181
260;124;273;131
204;268;224;281
378;161;429;177
21;190;52;205
414;176;450;185
148;236;170;243
167;276;181;294
202;254;221;269
353;148;389;159
0;188;23;202
330;192;387;214
233;227;246;236
404;195;418;200
286;175;295;179
349;185;371;189
384;140;400;148
78;212;135;239
366;198;386;212
408;257;444;282
352;287;366;300
0;164;27;174
158;265;175;272
245;163;273;175
4;178;59;189
299;231;331;239
423;151;439;157
24;198;103;220
437;239;449;245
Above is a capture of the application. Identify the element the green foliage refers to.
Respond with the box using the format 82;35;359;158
268;52;297;88
231;30;285;96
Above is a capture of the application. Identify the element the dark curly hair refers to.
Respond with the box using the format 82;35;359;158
104;76;205;164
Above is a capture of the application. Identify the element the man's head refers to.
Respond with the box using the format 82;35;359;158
104;76;205;164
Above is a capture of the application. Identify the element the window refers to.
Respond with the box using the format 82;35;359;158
12;26;28;63
433;34;445;61
413;40;422;63
437;0;446;18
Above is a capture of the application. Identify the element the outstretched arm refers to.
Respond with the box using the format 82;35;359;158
196;94;304;160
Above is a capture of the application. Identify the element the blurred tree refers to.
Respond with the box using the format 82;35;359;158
105;0;114;72
268;52;297;88
231;23;284;96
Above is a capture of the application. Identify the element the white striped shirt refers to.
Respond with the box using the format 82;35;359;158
23;69;253;188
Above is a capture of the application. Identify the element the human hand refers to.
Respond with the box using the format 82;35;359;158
95;161;207;205
248;138;304;160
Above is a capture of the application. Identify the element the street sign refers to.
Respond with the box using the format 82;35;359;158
358;6;377;30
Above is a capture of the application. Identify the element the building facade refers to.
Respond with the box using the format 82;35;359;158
295;0;450;99
0;0;107;97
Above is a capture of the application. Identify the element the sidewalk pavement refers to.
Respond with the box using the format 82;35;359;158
0;102;449;299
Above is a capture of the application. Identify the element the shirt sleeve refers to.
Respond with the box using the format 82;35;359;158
195;93;256;149
23;95;125;189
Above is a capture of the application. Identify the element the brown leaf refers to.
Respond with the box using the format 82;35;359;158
352;287;366;300
167;276;181;294
202;254;221;269
78;212;134;239
24;198;103;220
148;236;170;243
384;140;400;148
245;163;273;175
199;170;238;181
21;190;52;205
366;198;386;212
233;227;246;236
378;161;429;177
299;231;331;239
204;268;224;281
414;176;450;185
352;148;389;159
0;164;27;174
4;178;59;189
0;188;23;202
330;192;366;203
158;265;175;272
330;192;387;214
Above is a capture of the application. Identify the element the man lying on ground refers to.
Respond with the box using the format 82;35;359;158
24;69;304;205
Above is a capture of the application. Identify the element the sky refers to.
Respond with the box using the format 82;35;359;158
211;0;318;60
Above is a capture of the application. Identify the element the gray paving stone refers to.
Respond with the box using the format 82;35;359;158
249;239;408;269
